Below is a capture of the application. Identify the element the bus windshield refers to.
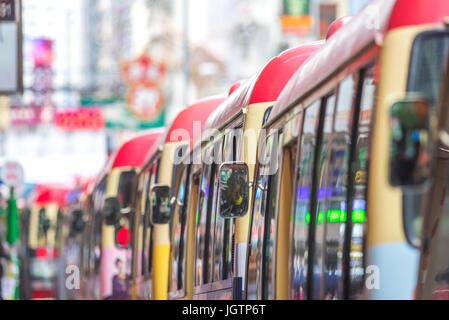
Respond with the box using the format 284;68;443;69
405;31;449;246
408;32;449;106
118;170;137;209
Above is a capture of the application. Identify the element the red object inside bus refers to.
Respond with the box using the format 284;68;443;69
35;185;71;207
32;290;55;299
117;227;130;247
35;247;58;259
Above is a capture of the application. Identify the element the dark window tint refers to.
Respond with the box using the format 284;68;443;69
247;131;281;299
314;94;337;300
348;67;376;298
171;165;191;291
118;170;137;209
195;147;216;286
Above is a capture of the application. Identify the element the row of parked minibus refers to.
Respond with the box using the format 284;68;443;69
25;0;449;300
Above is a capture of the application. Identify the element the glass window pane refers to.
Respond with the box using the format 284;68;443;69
349;67;376;298
290;100;321;300
319;77;355;301
247;131;280;299
195;147;217;286
259;132;282;299
314;94;337;300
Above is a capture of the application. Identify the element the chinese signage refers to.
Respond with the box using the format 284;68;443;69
55;108;105;131
121;54;166;122
10;104;44;128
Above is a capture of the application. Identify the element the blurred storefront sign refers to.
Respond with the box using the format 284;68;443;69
81;96;165;130
32;38;54;68
31;38;54;106
8;101;55;130
54;108;105;131
121;54;166;122
0;0;23;94
121;55;166;86
10;104;43;128
281;0;312;36
127;83;163;122
0;161;24;190
319;3;337;39
0;0;15;21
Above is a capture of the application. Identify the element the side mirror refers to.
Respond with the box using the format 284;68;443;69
104;197;121;226
151;185;171;224
218;162;249;218
389;97;432;189
70;209;85;235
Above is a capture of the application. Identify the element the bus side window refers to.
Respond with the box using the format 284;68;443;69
247;130;282;300
133;168;147;279
195;146;216;286
82;198;93;277
290;100;321;300
348;66;376;298
213;130;240;282
92;178;106;277
319;66;376;300
313;92;337;300
170;164;191;292
142;163;158;277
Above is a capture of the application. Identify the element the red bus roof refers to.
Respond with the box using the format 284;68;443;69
204;41;324;131
388;0;449;31
113;128;164;168
142;95;226;165
92;128;164;190
35;185;71;207
164;95;227;146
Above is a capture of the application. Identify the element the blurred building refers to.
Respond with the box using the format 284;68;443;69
21;0;90;108
0;0;107;190
82;0;373;125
